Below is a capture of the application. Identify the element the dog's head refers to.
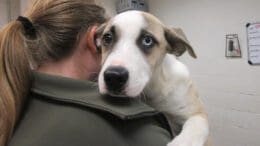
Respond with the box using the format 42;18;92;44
95;11;196;97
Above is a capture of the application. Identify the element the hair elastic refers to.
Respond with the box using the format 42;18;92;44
17;16;36;38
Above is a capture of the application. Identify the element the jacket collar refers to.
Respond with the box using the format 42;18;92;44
31;71;158;120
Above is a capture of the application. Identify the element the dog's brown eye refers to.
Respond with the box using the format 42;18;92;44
102;33;113;46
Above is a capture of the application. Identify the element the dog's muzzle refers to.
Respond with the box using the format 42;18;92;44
104;66;129;93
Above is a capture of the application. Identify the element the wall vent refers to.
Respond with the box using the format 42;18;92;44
116;0;148;14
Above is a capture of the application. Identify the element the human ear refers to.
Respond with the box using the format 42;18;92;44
94;23;107;53
86;25;99;54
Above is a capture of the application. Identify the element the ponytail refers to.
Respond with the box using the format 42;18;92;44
0;21;31;145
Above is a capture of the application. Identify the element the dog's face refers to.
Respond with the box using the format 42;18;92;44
96;11;196;98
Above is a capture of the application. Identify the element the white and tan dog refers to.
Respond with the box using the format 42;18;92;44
95;11;210;146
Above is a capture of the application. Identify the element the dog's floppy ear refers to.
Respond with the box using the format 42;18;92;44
164;27;197;58
94;23;107;53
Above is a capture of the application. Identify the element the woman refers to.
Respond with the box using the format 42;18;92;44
0;0;172;146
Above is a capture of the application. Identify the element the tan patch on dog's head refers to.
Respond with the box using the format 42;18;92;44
140;12;197;69
143;12;197;58
95;20;121;65
140;12;168;68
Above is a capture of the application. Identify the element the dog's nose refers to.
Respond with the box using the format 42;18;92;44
104;66;129;92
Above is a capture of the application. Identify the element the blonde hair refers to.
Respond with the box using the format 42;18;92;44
0;0;106;145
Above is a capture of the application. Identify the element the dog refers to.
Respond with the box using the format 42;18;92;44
95;10;210;146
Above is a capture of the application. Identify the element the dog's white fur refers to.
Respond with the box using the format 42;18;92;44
146;54;210;146
98;12;151;97
97;11;210;146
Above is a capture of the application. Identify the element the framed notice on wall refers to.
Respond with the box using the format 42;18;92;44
225;34;241;58
246;23;260;65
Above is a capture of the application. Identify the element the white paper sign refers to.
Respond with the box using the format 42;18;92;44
247;23;260;65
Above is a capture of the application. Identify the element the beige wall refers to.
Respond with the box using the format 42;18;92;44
95;0;117;16
9;0;21;20
0;0;21;28
20;0;117;17
1;0;116;27
149;0;260;146
0;0;9;27
20;0;30;14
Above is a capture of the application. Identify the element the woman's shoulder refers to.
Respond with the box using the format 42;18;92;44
8;72;172;146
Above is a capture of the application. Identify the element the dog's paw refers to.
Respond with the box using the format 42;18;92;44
167;135;204;146
167;136;190;146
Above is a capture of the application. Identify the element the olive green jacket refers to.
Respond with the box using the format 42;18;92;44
8;72;172;146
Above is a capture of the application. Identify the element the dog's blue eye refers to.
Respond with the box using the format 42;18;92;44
102;33;113;46
138;33;158;54
142;35;154;47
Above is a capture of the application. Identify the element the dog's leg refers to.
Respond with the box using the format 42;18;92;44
146;55;210;146
166;114;209;146
162;92;210;146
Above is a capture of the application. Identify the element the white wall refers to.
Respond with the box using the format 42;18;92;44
149;0;260;146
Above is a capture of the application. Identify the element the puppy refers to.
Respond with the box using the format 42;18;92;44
95;11;210;146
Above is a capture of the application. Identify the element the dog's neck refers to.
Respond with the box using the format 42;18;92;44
145;54;191;109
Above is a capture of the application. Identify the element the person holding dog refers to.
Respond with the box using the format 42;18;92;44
0;0;172;146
